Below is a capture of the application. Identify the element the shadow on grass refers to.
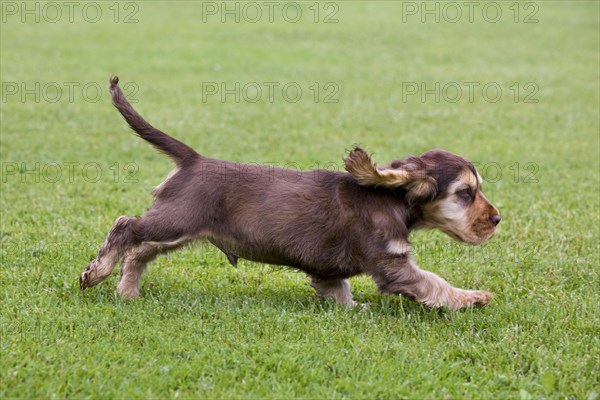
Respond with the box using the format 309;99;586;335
74;271;469;324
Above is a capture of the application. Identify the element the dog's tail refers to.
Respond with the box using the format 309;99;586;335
109;76;200;166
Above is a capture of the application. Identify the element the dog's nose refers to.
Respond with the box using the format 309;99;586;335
490;214;501;226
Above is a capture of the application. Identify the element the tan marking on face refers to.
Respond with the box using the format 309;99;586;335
476;171;483;187
444;169;478;196
423;168;499;244
461;169;479;191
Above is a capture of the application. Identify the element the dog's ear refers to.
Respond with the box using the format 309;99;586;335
344;147;437;203
344;147;410;187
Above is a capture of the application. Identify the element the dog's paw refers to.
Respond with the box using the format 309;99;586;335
470;290;493;307
116;283;140;300
79;259;112;290
79;260;97;290
453;289;493;310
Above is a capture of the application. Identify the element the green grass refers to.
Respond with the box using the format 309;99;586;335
1;1;599;398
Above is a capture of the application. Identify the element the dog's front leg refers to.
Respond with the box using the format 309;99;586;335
370;254;492;310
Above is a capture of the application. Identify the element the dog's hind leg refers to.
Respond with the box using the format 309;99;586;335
310;277;357;306
117;244;160;299
116;236;192;299
80;216;140;290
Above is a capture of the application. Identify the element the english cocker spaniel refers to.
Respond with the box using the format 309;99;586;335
80;76;501;310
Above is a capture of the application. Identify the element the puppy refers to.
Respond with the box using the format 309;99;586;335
80;76;501;310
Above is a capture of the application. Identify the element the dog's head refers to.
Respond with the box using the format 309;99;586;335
344;147;500;244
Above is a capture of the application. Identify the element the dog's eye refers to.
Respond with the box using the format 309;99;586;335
456;188;472;200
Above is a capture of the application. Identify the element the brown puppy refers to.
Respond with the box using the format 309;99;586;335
80;76;501;310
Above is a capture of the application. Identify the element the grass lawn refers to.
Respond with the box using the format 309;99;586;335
1;1;598;398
